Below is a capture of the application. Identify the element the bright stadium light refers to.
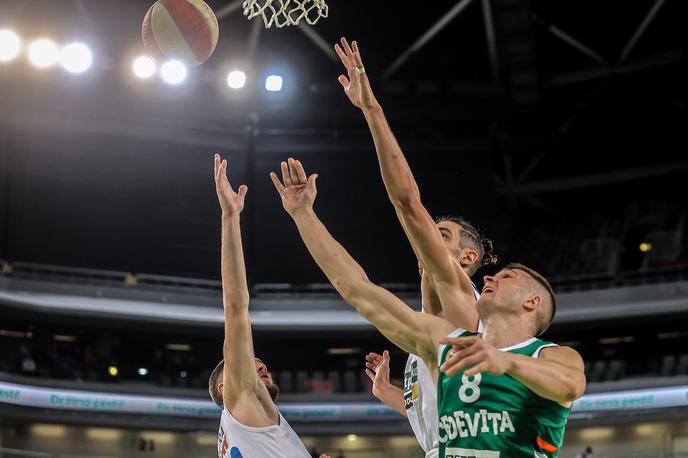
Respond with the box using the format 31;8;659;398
160;60;187;85
0;29;21;62
227;70;246;89
138;367;149;376
108;365;119;377
265;74;283;92
28;38;59;68
60;42;92;73
133;55;156;79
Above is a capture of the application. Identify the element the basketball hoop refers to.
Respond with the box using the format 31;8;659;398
242;0;328;28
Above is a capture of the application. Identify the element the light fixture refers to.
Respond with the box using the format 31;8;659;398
138;367;149;376
227;70;246;89
347;434;358;442
133;55;156;79
160;60;187;85
28;38;59;68
639;242;652;252
60;42;92;73
108;365;119;377
265;75;283;92
0;29;21;62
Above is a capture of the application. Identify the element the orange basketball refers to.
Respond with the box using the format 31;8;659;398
142;0;219;67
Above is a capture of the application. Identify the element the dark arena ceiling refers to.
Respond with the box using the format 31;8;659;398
0;0;685;282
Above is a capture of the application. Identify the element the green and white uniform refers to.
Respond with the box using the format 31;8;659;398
437;330;569;458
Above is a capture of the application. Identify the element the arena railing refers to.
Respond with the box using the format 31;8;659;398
2;260;688;295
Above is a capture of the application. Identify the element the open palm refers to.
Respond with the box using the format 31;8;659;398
270;158;318;216
214;154;247;216
335;37;378;109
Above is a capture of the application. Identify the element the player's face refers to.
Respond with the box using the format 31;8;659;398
479;268;525;313
436;221;463;255
255;358;273;385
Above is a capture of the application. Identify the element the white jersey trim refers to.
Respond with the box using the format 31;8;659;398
499;337;538;352
532;343;559;359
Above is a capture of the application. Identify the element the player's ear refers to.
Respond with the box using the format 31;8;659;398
218;383;224;395
460;248;478;267
522;295;541;312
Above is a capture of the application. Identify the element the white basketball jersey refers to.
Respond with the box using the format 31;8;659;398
404;284;481;457
217;408;311;458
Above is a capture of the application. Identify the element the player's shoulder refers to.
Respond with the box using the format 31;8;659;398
538;344;584;369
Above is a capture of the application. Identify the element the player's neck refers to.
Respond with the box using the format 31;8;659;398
480;314;533;349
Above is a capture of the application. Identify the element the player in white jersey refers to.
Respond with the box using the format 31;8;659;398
334;37;496;456
209;155;328;458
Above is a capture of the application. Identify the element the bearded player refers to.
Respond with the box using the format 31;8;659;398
209;155;326;458
271;158;585;458
335;37;497;457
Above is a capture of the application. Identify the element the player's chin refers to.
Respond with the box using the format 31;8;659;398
266;382;280;401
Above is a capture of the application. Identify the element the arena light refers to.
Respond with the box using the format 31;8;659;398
28;38;59;68
31;424;66;438
160;59;187;85
108;365;119;377
265;74;283;92
60;42;92;73
639;242;652;252
227;70;246;89
0;29;21;62
133;55;156;79
53;334;77;342
138;367;149;376
347;434;358;442
86;428;121;441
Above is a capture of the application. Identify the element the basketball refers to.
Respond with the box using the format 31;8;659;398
142;0;219;67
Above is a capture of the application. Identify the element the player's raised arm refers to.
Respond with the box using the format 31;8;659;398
214;155;276;425
335;37;479;330
269;158;453;363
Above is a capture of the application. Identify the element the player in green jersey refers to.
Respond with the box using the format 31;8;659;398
271;158;585;458
436;264;580;457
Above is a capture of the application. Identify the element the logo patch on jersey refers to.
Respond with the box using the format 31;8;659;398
403;360;419;410
230;447;243;458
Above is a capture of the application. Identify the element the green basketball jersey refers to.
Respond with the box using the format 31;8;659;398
437;329;570;458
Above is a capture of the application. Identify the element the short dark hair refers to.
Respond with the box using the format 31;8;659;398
435;215;498;275
504;262;556;335
209;360;224;407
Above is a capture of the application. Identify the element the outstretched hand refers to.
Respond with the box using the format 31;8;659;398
439;336;513;377
365;350;393;400
335;37;378;110
214;154;248;216
270;157;318;216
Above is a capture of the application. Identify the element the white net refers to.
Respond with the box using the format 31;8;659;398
242;0;328;28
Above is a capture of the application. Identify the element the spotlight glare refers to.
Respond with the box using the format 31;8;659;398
138;367;149;376
265;75;283;92
133;56;156;79
108;365;118;377
227;70;246;89
160;60;187;85
60;42;92;73
639;242;652;253
28;38;59;68
0;29;21;62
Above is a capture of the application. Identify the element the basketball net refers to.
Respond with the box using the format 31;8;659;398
243;0;328;28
